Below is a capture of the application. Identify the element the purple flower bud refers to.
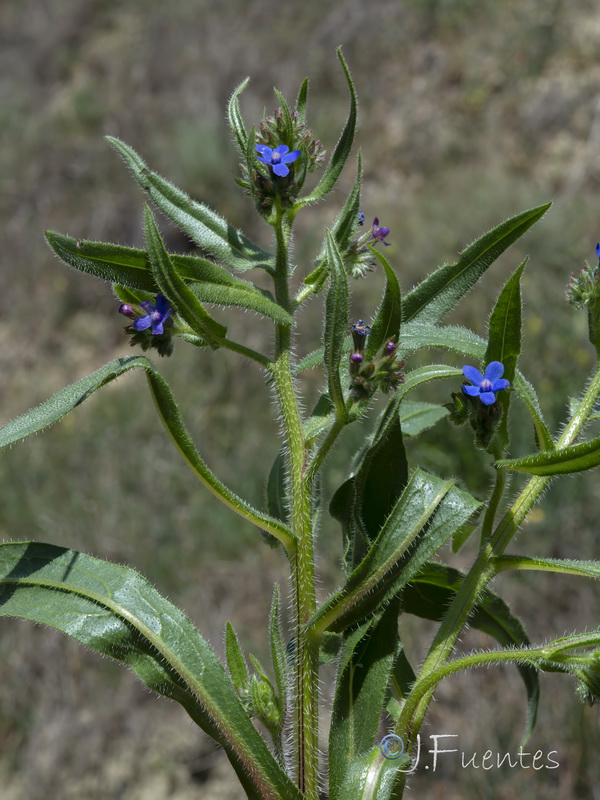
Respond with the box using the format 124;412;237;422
385;340;397;354
119;303;136;319
350;352;364;364
370;217;391;246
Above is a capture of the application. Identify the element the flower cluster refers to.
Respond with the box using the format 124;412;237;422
348;321;405;401
344;213;392;278
566;244;600;310
119;294;174;357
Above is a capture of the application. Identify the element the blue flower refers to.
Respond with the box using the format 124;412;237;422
596;242;600;260
255;144;301;177
462;361;510;405
132;294;173;335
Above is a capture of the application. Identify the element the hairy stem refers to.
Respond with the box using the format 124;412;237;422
270;206;319;800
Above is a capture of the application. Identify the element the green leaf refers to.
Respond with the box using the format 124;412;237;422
297;48;357;206
144;204;227;342
402;203;551;325
0;356;295;549
266;449;288;525
324;230;349;420
495;434;600;475
399;401;449;437
337;745;410;800
494;554;600;579
296;77;309;123
225;621;251;695
401;562;539;742
484;258;526;452
227;77;250;157
268;585;289;720
364;246;402;361
0;542;302;800
47;231;292;326
329;600;400;800
107;135;274;272
312;469;481;634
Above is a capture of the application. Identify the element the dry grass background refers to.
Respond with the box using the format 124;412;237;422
2;0;600;797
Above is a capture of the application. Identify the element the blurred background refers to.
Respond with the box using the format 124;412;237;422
1;0;600;798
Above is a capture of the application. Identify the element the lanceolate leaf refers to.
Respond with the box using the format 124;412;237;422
312;470;481;634
225;621;251;694
296;77;309;123
364;247;402;361
400;401;449;437
484;258;527;452
323;230;349;420
0;543;302;800
107;136;273;272
227;77;250;157
401;562;539;742
493;554;600;579
144;205;227;342
495;434;600;476
329;600;400;800
402;203;551;325
46;233;292;325
0;356;295;549
297;48;357;206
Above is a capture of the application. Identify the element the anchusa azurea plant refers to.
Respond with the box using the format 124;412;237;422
2;49;600;800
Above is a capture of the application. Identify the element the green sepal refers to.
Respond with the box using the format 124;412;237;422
313;469;481;634
227;77;250;157
329;599;400;800
402;203;551;326
106;135;274;272
0;356;295;549
225;620;251;696
495;434;600;475
401;562;539;743
364;246;402;360
324;230;349;420
483;258;527;453
144;204;227;344
399;401;449;437
0;542;302;800
296;48;357;207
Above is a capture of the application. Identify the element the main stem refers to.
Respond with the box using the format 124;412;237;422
393;364;600;796
270;208;319;800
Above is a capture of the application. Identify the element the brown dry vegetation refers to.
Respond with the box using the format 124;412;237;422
1;0;600;798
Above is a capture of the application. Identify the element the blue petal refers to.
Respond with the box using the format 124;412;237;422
155;294;171;314
162;307;173;323
463;384;480;397
273;163;290;177
133;315;152;331
281;149;301;163
491;378;510;392
463;365;484;385
152;321;164;335
596;243;600;259
255;145;272;158
273;144;289;155
479;392;497;405
484;361;504;382
140;301;156;313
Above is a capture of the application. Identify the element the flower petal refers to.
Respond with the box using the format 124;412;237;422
484;361;504;382
462;365;484;385
140;301;156;313
491;378;510;392
273;144;290;155
133;315;152;331
155;294;171;314
281;149;301;163
255;144;272;158
152;321;164;335
272;163;290;177
479;392;497;405
463;384;481;397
